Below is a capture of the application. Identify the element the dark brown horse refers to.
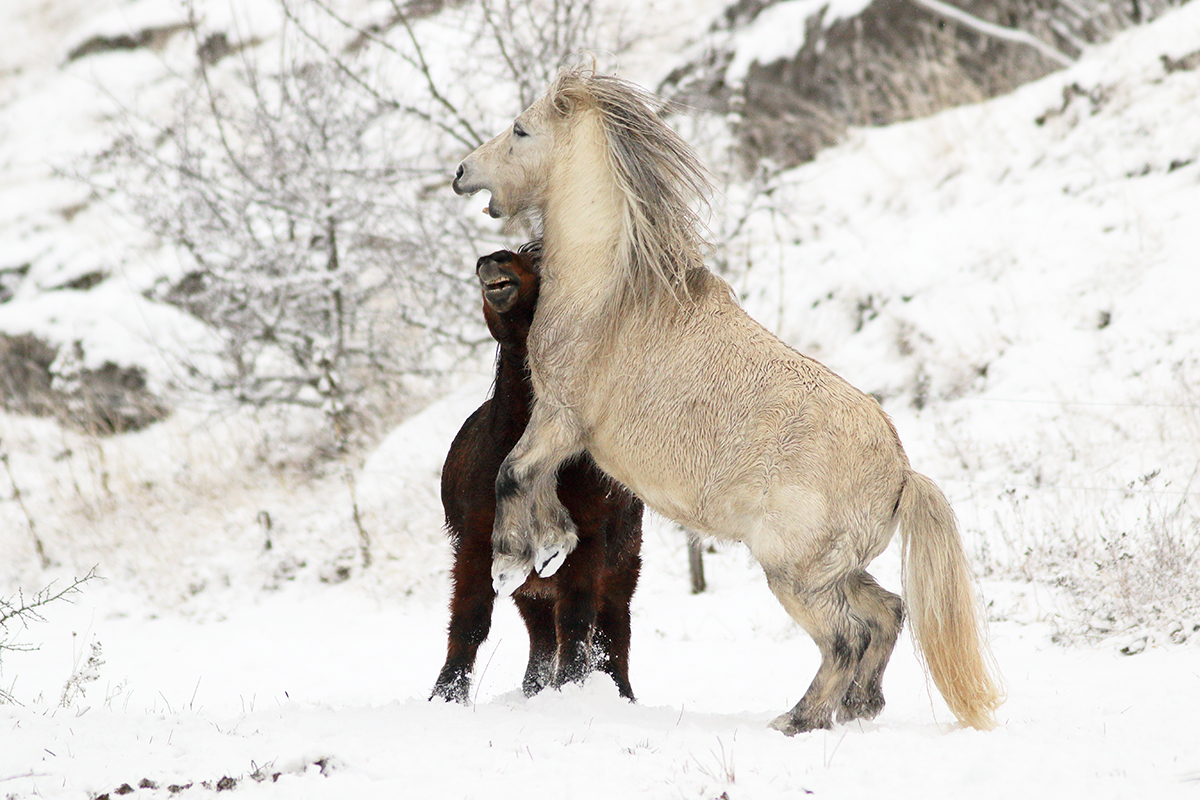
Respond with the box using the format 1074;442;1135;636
431;245;643;704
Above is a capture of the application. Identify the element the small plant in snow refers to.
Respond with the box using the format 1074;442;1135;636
990;490;1200;648
59;638;105;708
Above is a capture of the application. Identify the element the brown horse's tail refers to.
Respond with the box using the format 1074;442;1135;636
898;470;1004;730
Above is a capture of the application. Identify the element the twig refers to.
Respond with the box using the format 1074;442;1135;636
384;0;485;146
1;570;100;631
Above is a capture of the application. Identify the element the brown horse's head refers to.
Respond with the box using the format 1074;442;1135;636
476;245;541;347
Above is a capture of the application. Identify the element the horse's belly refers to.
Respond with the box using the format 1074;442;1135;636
586;421;766;542
587;441;694;523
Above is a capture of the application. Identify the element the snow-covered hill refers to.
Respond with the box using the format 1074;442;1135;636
1;1;1199;798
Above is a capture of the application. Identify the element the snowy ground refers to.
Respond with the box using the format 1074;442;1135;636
3;534;1200;799
4;1;1200;798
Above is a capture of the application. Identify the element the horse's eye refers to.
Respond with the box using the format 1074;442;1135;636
513;122;528;138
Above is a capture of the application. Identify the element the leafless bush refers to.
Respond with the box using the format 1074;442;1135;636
0;569;99;704
986;484;1200;648
100;55;477;451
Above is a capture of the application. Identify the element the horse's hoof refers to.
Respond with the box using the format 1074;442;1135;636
768;712;800;736
430;687;466;705
534;544;568;578
768;710;830;736
837;691;885;724
492;556;530;596
430;678;469;705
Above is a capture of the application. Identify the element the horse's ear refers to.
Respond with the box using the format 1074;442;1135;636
549;70;593;118
550;87;578;118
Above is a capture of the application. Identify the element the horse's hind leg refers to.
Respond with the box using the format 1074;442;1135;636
838;571;904;724
763;569;868;735
594;554;640;701
513;594;557;697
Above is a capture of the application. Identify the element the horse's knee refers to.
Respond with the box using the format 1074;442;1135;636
495;459;522;504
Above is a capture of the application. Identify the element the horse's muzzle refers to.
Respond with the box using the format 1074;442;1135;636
453;161;503;217
452;163;469;195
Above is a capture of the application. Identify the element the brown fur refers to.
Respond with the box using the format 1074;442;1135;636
431;246;643;704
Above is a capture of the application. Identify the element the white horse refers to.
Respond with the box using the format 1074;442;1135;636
453;69;1001;734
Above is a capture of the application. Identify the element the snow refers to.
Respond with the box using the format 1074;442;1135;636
3;1;1200;798
4;548;1200;798
725;0;875;83
729;7;1200;589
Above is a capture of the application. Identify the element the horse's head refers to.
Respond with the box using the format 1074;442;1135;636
453;90;561;220
456;70;711;304
477;246;540;346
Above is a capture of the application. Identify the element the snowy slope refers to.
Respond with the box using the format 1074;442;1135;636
2;1;1200;799
725;6;1200;638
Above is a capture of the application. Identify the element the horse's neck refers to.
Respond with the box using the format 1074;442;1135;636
540;111;626;303
489;342;533;425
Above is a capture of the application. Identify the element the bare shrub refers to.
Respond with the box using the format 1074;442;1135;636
99;55;478;451
0;569;99;704
980;477;1200;647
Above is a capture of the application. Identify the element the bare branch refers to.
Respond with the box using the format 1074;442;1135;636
1;569;100;630
384;0;486;147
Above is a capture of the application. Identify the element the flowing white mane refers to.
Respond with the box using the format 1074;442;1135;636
544;70;713;303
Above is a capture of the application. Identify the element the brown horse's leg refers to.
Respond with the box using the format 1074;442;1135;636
838;571;904;724
549;538;604;690
763;569;868;735
594;553;640;701
431;538;497;704
513;593;557;697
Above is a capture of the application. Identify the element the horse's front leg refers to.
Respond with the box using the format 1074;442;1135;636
492;401;584;594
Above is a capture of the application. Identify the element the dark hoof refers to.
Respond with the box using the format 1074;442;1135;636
837;689;885;724
522;672;550;698
430;673;470;705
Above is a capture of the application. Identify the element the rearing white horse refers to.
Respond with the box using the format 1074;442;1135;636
453;69;1002;734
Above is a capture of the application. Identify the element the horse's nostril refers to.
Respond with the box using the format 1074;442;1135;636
455;164;465;181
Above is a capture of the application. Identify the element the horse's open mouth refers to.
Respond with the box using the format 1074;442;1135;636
484;277;516;292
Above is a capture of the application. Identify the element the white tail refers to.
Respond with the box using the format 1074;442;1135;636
899;471;1004;730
